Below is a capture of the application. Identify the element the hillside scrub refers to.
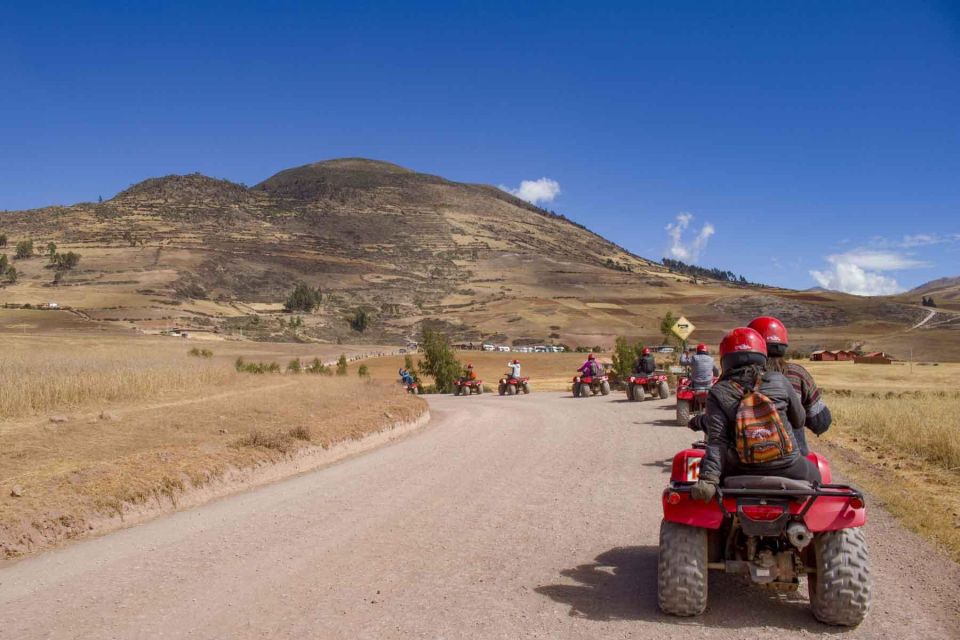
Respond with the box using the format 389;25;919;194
284;282;322;313
14;239;33;259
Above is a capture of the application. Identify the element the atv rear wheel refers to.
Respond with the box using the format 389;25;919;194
659;381;670;399
676;399;690;426
600;381;611;396
809;527;871;626
506;383;517;395
657;519;708;616
579;383;592;398
634;384;646;402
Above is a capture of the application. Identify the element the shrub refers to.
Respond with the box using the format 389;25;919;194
611;336;644;379
0;254;7;272
188;347;213;358
47;242;57;260
336;354;348;376
417;329;461;393
349;308;370;333
0;234;6;247
5;266;17;283
284;282;322;313
357;364;370;378
14;240;33;259
287;359;302;373
307;357;332;375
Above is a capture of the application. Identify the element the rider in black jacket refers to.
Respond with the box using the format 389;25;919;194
689;327;820;503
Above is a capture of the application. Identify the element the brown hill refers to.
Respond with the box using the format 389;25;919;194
0;158;952;359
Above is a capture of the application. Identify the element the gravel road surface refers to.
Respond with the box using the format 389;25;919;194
2;392;958;639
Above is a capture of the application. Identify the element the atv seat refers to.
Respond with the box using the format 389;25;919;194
722;475;813;492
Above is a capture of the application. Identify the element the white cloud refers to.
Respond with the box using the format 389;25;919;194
809;250;929;296
499;177;560;205
665;212;715;262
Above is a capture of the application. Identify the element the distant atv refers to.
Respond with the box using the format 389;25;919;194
404;381;422;395
675;376;717;426
573;373;611;397
454;378;484;396
498;375;531;396
626;372;670;402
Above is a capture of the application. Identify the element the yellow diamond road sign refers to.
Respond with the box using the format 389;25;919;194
671;316;695;341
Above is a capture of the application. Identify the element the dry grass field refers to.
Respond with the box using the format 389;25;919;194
801;362;960;558
0;321;425;559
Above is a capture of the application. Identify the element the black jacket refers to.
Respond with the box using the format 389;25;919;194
696;366;806;482
634;355;657;375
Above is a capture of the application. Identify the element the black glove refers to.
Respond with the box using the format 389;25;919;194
687;415;703;432
690;479;718;503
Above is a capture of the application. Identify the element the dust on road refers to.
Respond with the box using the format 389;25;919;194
1;392;958;639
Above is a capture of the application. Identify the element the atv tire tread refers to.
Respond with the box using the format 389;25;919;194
676;399;690;426
659;380;670;399
600;381;611;396
657;519;708;616
634;384;645;402
809;527;871;626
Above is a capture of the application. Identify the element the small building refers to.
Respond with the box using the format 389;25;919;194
810;350;856;362
855;351;895;365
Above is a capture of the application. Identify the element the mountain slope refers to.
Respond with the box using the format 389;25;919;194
0;158;949;358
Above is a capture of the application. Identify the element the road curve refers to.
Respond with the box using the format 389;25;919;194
1;392;958;639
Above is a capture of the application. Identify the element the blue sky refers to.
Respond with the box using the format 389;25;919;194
2;1;958;294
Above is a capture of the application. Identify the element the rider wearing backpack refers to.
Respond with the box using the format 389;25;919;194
689;327;819;503
578;353;604;377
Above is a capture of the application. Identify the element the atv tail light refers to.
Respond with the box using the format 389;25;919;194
667;492;681;505
849;497;864;509
740;505;784;521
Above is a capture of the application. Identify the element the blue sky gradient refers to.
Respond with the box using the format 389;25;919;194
2;1;958;293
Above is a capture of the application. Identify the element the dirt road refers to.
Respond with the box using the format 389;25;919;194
2;393;958;639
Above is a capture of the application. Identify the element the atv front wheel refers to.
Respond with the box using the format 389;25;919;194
659;381;670;399
522;382;530;394
676;400;690;426
658;519;708;616
600;381;611;396
476;384;483;395
809;528;871;626
498;384;506;396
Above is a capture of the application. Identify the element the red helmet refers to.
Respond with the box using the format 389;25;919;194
719;328;767;357
467;363;474;369
587;353;596;360
511;359;519;364
748;316;789;346
719;327;767;370
696;343;708;354
642;347;651;355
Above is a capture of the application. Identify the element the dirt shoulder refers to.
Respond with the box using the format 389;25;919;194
0;376;427;560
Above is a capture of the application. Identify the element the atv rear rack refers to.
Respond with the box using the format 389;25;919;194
670;482;865;518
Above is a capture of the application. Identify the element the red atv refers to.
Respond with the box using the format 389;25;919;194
498;375;531;396
626;372;670;402
572;373;610;397
404;381;422;395
675;376;717;426
454;378;484;396
658;444;871;626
